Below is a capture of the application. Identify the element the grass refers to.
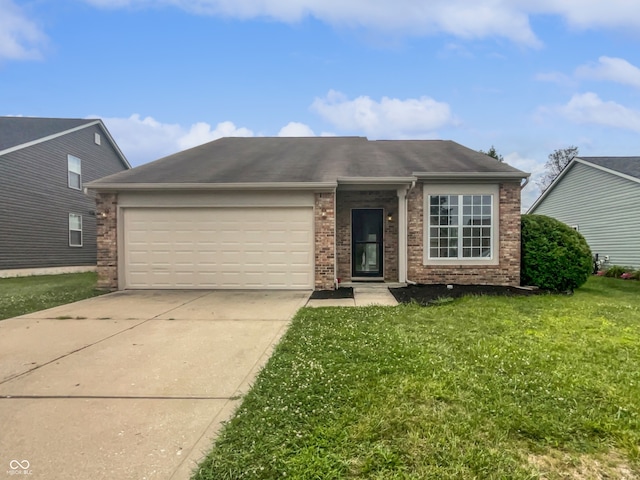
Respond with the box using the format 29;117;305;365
0;272;104;320
193;276;640;479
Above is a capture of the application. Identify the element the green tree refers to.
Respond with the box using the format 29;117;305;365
479;145;504;162
538;146;579;192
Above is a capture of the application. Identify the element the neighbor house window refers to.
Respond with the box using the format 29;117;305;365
68;155;82;190
69;214;82;247
428;194;493;259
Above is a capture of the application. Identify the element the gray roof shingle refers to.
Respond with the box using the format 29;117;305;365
0;117;96;152
579;157;640;180
92;137;527;185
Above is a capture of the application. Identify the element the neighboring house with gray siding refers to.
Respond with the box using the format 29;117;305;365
528;156;640;269
0;117;130;273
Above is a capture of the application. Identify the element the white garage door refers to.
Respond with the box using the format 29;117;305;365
123;207;314;289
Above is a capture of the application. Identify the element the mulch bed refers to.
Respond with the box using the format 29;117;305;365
310;287;354;300
389;284;543;306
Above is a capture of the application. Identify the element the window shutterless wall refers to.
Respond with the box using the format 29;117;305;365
0;124;128;269
423;184;500;267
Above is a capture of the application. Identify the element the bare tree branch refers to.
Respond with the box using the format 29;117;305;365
537;146;578;192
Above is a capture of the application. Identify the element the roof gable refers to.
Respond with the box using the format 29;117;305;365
578;157;640;181
528;156;640;213
89;137;527;188
0;117;96;151
0;116;131;169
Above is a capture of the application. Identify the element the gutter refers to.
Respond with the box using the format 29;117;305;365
413;171;530;182
85;181;339;192
337;176;416;184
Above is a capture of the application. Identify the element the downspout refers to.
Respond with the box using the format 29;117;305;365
404;180;418;285
333;187;340;290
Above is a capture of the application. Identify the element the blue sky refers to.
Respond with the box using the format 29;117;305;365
2;0;640;208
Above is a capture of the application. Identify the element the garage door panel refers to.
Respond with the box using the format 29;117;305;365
124;207;315;289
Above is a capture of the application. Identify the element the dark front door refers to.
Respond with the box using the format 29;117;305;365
352;209;384;278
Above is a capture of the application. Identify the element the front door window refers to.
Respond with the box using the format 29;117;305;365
352;209;383;277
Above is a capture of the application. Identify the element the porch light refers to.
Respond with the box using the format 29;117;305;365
387;212;394;222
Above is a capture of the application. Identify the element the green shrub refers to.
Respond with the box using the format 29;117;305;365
521;214;592;292
604;265;634;278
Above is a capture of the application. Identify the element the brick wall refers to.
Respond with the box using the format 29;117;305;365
95;192;118;290
315;192;335;290
407;182;521;286
336;191;399;283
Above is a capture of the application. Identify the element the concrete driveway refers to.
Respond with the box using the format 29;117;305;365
0;290;310;479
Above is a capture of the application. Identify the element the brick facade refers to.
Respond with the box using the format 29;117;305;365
95;192;118;290
407;182;521;286
336;190;399;283
314;192;336;290
95;183;521;292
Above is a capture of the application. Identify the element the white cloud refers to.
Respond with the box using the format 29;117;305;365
83;0;542;46
0;0;47;61
97;114;254;165
532;0;640;30
81;1;640;47
575;56;640;89
504;152;546;211
278;121;315;137
534;71;575;87
178;120;253;149
557;92;640;133
311;90;455;138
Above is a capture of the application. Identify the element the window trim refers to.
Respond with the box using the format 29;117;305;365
423;184;499;266
68;155;82;190
69;213;83;247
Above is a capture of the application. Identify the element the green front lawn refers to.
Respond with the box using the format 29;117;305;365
0;272;104;320
194;276;640;479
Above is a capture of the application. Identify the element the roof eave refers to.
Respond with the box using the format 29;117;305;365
528;159;578;213
0;119;132;171
577;158;640;185
529;156;640;214
414;171;530;182
337;176;416;184
95;120;132;169
0;120;101;157
85;181;339;192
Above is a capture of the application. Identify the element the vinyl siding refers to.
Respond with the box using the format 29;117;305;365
531;162;640;268
0;124;128;269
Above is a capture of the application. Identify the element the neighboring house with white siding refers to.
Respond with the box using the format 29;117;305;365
528;157;640;269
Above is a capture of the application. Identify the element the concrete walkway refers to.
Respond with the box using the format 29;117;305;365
0;290;309;480
306;285;399;307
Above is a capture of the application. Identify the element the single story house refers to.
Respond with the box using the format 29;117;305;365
528;156;640;269
87;137;529;291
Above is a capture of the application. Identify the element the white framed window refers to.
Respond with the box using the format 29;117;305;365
424;184;499;265
428;194;493;259
94;133;101;145
68;155;82;190
69;213;83;247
